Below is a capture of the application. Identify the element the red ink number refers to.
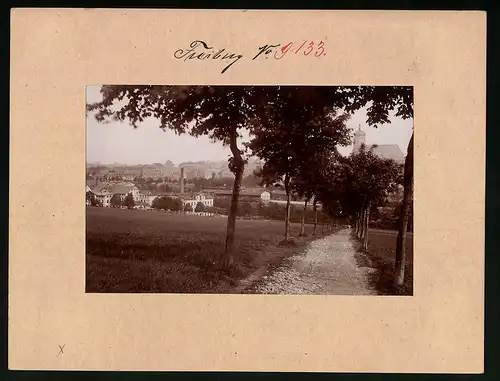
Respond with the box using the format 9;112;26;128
315;41;325;57
275;42;293;59
295;40;307;54
274;40;326;59
304;41;314;55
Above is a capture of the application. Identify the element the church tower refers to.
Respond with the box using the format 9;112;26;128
353;124;366;152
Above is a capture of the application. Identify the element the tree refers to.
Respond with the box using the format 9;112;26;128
249;102;350;241
291;150;339;236
158;183;172;193
86;191;102;207
322;145;401;249
152;195;183;211
242;173;261;187
87;85;262;268
87;85;413;277
151;196;163;210
394;134;414;286
195;202;206;213
110;194;122;208
123;193;135;209
214;197;231;210
170;197;183;212
238;201;253;217
299;86;413;286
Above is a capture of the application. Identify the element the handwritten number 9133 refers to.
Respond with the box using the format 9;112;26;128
274;40;326;59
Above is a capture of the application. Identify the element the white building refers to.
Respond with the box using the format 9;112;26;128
260;191;271;203
86;180;139;207
182;192;214;212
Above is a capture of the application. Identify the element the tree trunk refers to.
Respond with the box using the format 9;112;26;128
362;206;368;240
357;213;361;234
284;174;291;241
359;209;363;239
355;213;358;235
300;198;308;236
313;202;318;235
359;208;365;239
394;132;414;287
222;127;245;269
359;209;364;239
363;204;371;250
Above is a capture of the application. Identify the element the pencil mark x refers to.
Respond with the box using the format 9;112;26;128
57;344;65;356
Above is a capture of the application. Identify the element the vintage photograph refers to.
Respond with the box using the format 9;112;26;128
86;85;414;295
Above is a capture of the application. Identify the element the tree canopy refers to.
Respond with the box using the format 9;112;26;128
123;193;135;209
152;196;183;211
87;85;413;268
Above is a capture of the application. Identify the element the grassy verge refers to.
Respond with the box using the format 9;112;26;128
352;229;413;296
86;207;330;293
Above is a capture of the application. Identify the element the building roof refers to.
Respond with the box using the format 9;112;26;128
369;144;405;163
109;183;138;194
87;180;138;195
208;188;270;197
87;180;111;194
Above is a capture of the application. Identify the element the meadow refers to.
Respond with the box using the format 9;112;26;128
364;229;414;295
86;207;325;293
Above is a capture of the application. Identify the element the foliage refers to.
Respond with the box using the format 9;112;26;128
123;193;135;209
237;201;254;216
87;85;413;264
152;196;183;211
213;197;232;210
248;102;350;238
248;108;350;187
321;145;402;219
86;191;102;207
195;202;206;213
110;194;122;208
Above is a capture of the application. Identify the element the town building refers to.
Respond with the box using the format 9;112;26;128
86;179;141;206
122;167;143;181
142;164;164;180
205;187;271;203
352;125;405;163
86;180;114;206
180;192;214;212
110;183;140;202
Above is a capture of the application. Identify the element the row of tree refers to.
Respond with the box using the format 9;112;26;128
110;193;135;209
87;191;136;209
87;85;414;286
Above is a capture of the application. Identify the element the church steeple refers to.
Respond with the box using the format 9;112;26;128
353;124;366;152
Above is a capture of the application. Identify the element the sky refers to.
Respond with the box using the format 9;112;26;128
86;85;414;165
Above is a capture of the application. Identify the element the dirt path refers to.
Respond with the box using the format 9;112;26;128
247;229;377;295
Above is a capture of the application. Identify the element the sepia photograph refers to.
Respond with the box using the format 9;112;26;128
85;85;414;295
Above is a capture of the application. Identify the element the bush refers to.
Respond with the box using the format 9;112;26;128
213;197;231;210
152;196;182;211
195;202;206;213
237;201;254;217
110;194;122;208
123;193;135;209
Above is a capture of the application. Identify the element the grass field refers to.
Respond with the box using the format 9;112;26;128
86;207;327;293
363;229;414;295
